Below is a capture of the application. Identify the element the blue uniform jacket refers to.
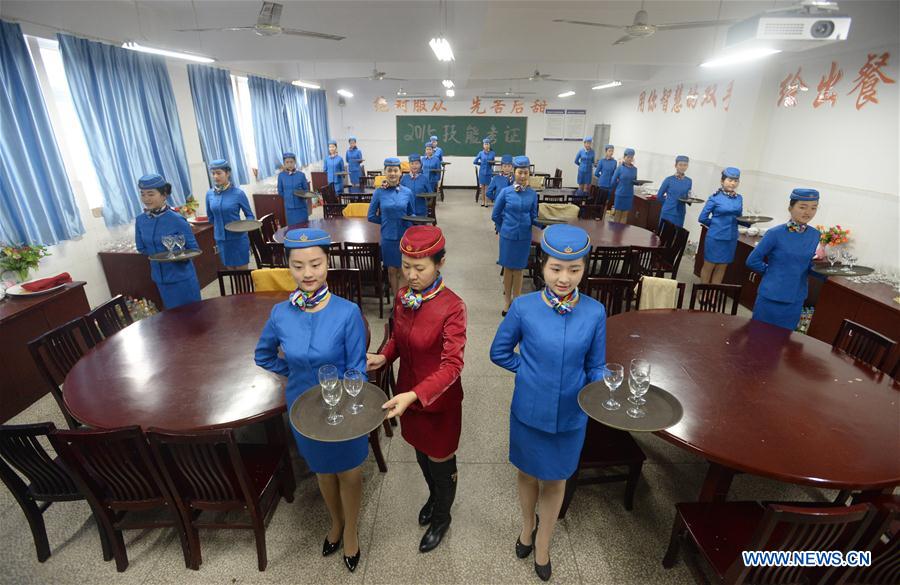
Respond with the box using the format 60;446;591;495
492;185;540;240
658;174;693;227
324;154;345;190
594;157;618;188
486;174;512;202
205;185;254;242
575;148;596;174
490;292;607;433
345;147;363;184
400;172;432;217
277;170;310;220
433;146;444;160
474;150;496;183
747;223;820;303
422;155;442;191
698;190;744;241
610;163;638;210
367;184;415;240
135;209;200;284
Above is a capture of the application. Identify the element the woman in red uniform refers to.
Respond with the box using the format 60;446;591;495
366;226;467;553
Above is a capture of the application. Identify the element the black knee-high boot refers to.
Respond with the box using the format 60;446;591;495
419;456;457;553
415;449;435;526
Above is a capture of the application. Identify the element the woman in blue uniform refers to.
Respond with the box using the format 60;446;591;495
490;224;606;582
594;144;617;209
368;157;415;298
747;189;821;330
486;154;513;205
205;159;254;269
474;138;496;206
324;140;345;194
574;137;595;196
422;143;442;193
277;152;311;226
698;167;746;284
609;148;637;223
255;228;368;572
657;155;693;229
345;137;364;187
400;154;432;217
430;135;444;160
492;156;543;316
135;174;201;309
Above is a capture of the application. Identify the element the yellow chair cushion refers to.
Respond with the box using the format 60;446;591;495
342;202;370;218
538;203;580;222
251;268;295;292
400;161;411;173
373;175;386;188
529;176;545;190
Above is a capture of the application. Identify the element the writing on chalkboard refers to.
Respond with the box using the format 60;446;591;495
396;116;528;156
401;122;524;146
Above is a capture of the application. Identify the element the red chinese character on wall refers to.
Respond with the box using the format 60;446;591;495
648;90;658;112
395;99;409;112
722;80;734;112
813;62;843;108
638;91;646;112
470;97;486;115
661;88;671;112
701;84;717;108
431;100;447;112
531;99;548;114
686;85;699;109
413;99;427;113
373;96;389;112
777;68;808;107
848;52;895;110
672;84;683;113
511;99;524;114
491;100;505;114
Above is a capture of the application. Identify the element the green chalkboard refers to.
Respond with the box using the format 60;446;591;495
396;116;527;157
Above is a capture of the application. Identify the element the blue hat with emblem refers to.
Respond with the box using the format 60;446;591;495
209;159;230;171
723;166;741;179
675;155;689;163
790;188;819;202
583;136;592;142
482;137;492;145
623;148;635;157
282;152;296;160
604;144;614;150
283;228;331;250
138;173;167;190
501;154;513;164
541;224;591;261
430;135;438;141
348;136;357;142
384;157;401;167
328;139;337;146
512;155;530;168
408;153;421;162
424;142;434;149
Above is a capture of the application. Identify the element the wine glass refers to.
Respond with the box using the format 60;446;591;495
826;249;838;269
627;376;650;419
343;369;365;415
161;235;175;258
628;359;651;405
840;249;852;272
602;363;624;410
174;234;186;256
848;255;858;271
319;365;343;426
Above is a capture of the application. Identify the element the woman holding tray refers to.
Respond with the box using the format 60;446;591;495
277;151;311;226
205;158;254;269
368;157;416;298
698;166;746;284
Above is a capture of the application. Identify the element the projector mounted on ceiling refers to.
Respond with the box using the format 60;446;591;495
725;0;851;52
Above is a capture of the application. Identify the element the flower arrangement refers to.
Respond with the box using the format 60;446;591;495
817;225;850;246
1;244;51;281
173;195;199;218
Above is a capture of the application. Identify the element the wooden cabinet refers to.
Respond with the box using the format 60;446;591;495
627;194;661;232
0;282;90;421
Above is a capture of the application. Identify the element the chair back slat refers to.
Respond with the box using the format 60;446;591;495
329;268;364;307
629;246;665;279
689;283;742;315
662;227;690;276
217;269;255;296
839;499;900;584
171;443;236;503
259;213;279;241
85;295;133;343
833;320;896;370
28;318;94;386
588;246;631;278
583;277;635;317
327;242;344;268
343;243;381;286
0;423;79;498
657;219;677;246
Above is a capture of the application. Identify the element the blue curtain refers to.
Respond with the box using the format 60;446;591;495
57;33;191;227
0;20;84;246
283;84;313;166
306;88;330;162
186;64;249;185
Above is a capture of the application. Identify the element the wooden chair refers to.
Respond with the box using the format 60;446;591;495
635;278;686;309
217;269;255;296
545;168;563;188
327;242;344;268
146;423;295;572
0;422;110;563
588;246;631;278
369;321;396;436
689;283;742;315
539;194;567;204
582;277;636;316
83;295;133;344
629;246;666;279
49;426;193;572
658;226;690;279
250;268;295;293
559;420;645;519
27;317;96;429
662;501;876;585
259;213;280;242
579;204;607;220
657;218;677;246
328;268;363;307
837;495;900;585
832;319;897;370
248;228;285;269
343;242;387;318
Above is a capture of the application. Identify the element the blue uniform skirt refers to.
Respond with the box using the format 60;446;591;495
659;207;686;228
291;428;368;474
285;206;309;227
217;236;250;266
498;236;531;270
157;273;201;310
381;238;402;268
509;412;586;481
752;295;803;331
704;236;738;264
577;168;593;185
348;168;361;185
613;192;634;211
478;172;492;186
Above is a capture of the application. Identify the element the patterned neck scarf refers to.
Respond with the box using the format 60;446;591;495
383;182;398;190
718;188;737;199
145;205;169;218
542;286;580;315
514;183;525;192
787;219;808;233
214;182;230;194
400;275;444;310
289;284;330;311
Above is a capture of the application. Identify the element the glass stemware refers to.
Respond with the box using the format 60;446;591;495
628;359;651;405
826;250;838;269
602;363;624;411
161;235;175;258
343;369;365;414
627;376;650;418
840;249;852;272
319;365;343;426
173;234;186;256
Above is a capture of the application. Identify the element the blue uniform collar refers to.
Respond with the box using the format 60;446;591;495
145;205;170;218
214;182;231;194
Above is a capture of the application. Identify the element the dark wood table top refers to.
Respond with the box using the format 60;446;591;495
272;217;380;244
828;276;900;310
531;219;661;248
341;187;376;195
607;310;900;491
0;282;87;324
64;293;287;430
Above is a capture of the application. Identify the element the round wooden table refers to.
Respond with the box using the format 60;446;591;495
272;217;380;244
531;219;661;248
64;294;288;430
607;310;900;501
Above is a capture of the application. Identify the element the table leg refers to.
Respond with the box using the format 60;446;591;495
698;461;736;502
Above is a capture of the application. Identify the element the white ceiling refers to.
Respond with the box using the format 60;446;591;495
3;0;897;95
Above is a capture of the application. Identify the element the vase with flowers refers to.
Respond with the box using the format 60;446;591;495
817;225;850;247
1;244;51;283
173;195;199;218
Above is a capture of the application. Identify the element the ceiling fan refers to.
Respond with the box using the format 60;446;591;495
176;1;344;41
348;66;406;81
500;70;567;82
554;1;735;45
396;88;440;98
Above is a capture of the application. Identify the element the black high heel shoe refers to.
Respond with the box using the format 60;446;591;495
322;536;341;556
343;549;361;572
534;558;552;581
515;515;539;559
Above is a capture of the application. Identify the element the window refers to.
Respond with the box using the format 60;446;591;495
26;35;105;211
231;74;259;178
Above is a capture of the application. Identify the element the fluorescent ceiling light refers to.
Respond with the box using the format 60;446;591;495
558;90;576;98
397;88;408;96
592;80;622;90
442;79;454;88
122;42;214;63
446;88;455;97
701;47;781;68
292;80;321;89
429;38;455;62
337;89;354;98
